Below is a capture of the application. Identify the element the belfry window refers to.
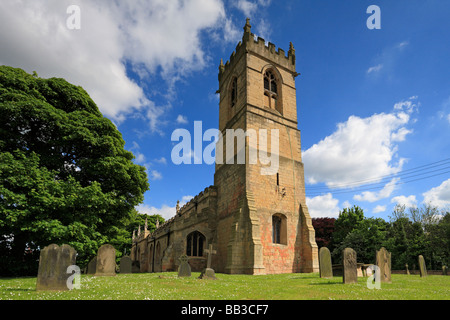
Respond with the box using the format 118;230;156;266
264;70;279;110
186;231;206;256
231;77;237;107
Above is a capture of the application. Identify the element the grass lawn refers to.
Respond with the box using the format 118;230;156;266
0;272;449;300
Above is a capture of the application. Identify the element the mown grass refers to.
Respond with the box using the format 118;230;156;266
0;272;449;300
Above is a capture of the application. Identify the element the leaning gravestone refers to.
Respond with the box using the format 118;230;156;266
319;247;333;278
36;244;77;291
376;247;392;283
86;256;97;275
342;248;358;284
94;244;117;276
178;254;191;277
119;255;132;274
418;255;427;277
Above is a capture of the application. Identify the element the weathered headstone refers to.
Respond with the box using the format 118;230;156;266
319;247;333;278
376;247;391;283
442;265;448;276
119;255;132;274
342;248;357;284
405;263;410;275
86;256;97;275
94;244;117;276
36;244;77;291
178;254;191;277
198;244;217;280
418;255;427;277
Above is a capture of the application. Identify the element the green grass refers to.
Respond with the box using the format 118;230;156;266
0;273;449;300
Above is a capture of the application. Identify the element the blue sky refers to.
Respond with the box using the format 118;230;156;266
1;0;449;221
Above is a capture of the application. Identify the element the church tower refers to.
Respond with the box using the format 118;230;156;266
213;19;319;274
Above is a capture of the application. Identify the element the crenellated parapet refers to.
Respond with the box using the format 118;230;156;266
218;18;297;84
132;185;218;243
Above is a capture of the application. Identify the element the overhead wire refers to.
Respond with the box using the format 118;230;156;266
305;158;450;197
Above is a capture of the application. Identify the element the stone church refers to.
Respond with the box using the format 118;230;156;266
130;19;319;275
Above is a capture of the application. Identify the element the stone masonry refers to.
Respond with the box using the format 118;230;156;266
130;19;319;275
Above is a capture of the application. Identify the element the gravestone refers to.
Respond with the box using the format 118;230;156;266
418;255;427;277
319;247;333;278
119;255;132;274
198;244;217;280
94;244;117;276
376;247;391;283
405;264;410;275
342;248;357;284
86;256;97;275
36;244;77;291
442;265;448;276
178;254;191;277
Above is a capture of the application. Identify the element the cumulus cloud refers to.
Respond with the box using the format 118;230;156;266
176;115;189;124
422;178;450;208
136;195;194;220
306;193;340;218
391;195;418;208
373;205;386;213
0;0;228;128
353;178;399;203
303;97;418;189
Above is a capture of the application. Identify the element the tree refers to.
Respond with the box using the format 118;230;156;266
385;204;449;270
331;205;365;248
332;216;387;264
0;66;149;275
312;217;335;249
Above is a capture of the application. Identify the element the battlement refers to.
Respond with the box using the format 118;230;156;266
219;18;296;83
132;185;218;243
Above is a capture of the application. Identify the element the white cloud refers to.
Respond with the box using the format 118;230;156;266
342;200;352;209
136;204;176;220
150;170;163;181
373;205;386;213
0;0;228;128
234;0;257;17
136;195;194;220
397;41;409;49
176;115;189;124
391;195;418;208
303;97;417;188
422;178;450;209
306;193;340;218
154;157;167;165
353;178;399;203
367;64;383;74
233;0;271;17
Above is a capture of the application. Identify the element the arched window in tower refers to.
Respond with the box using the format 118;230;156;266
272;213;287;245
231;77;237;108
186;231;206;257
264;70;279;111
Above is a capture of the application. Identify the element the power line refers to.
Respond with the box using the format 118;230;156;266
305;158;450;197
306;158;450;191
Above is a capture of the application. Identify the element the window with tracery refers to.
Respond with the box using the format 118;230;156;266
264;70;278;110
186;231;206;257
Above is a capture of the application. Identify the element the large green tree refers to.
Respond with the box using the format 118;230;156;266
0;66;149;275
